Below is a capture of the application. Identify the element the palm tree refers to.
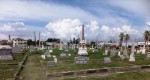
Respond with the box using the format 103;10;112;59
144;30;149;49
119;33;124;49
124;34;130;49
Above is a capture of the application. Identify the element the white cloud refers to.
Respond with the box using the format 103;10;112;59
101;25;110;33
147;21;150;26
45;18;82;39
107;0;150;16
0;22;26;32
0;0;97;21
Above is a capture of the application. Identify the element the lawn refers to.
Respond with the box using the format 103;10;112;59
0;50;29;80
39;48;150;73
62;71;150;80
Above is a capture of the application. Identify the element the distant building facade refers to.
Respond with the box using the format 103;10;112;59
12;38;27;47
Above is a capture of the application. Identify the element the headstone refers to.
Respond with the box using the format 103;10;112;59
129;43;135;62
49;50;53;53
0;49;13;60
68;54;71;56
60;53;67;57
146;52;150;60
41;55;45;59
110;49;117;56
12;46;23;54
123;49;129;59
118;51;121;56
104;49;108;55
44;50;51;58
47;61;55;67
104;57;112;63
53;55;57;63
120;55;125;61
74;56;89;64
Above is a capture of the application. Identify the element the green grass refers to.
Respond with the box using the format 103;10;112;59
39;49;150;73
62;72;150;80
0;50;29;80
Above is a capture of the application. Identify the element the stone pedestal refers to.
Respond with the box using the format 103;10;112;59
78;47;88;56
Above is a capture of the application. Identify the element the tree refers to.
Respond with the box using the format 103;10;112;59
124;34;130;49
46;38;60;43
144;30;150;49
119;33;124;49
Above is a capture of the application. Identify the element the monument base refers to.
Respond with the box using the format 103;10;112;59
78;47;88;56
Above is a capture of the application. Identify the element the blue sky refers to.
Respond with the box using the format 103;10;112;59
0;0;150;42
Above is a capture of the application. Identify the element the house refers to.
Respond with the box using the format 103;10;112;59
12;38;27;48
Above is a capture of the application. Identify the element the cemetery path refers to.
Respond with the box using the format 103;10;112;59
20;55;47;80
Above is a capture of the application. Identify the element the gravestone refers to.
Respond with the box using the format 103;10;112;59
129;43;135;62
118;51;121;56
123;49;129;59
12;46;23;54
47;61;55;67
30;45;34;51
44;50;51;58
120;55;125;61
53;55;57;63
110;49;117;56
146;52;150;60
41;55;45;59
74;56;89;64
60;53;67;57
68;53;71;56
104;49;108;55
49;50;53;53
0;49;13;60
104;57;112;63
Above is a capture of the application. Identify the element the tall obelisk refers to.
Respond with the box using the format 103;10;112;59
78;25;88;56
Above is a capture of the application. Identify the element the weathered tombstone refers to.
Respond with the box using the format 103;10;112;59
53;55;57;63
12;46;23;54
0;49;13;60
110;49;117;56
41;55;45;59
49;50;53;53
118;51;121;56
44;50;51;58
68;53;71;56
146;52;150;60
129;43;135;62
104;57;112;63
47;61;55;67
60;53;67;57
30;45;34;51
120;55;125;61
74;56;89;64
104;49;108;55
123;49;129;59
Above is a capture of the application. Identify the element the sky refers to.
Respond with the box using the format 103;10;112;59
0;0;150;42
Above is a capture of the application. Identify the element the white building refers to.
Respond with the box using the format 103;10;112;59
12;38;27;47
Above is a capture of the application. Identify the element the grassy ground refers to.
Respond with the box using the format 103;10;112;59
62;71;150;80
40;49;150;73
0;50;28;80
19;54;47;80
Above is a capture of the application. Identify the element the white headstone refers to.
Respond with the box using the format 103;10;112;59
54;57;57;63
104;57;112;63
129;43;135;62
118;51;121;56
104;50;108;55
41;55;45;59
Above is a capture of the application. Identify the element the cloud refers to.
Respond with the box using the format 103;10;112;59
0;22;26;32
107;0;150;16
45;18;82;39
147;21;150;26
0;0;97;21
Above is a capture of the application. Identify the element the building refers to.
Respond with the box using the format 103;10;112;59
12;38;27;47
96;41;119;48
